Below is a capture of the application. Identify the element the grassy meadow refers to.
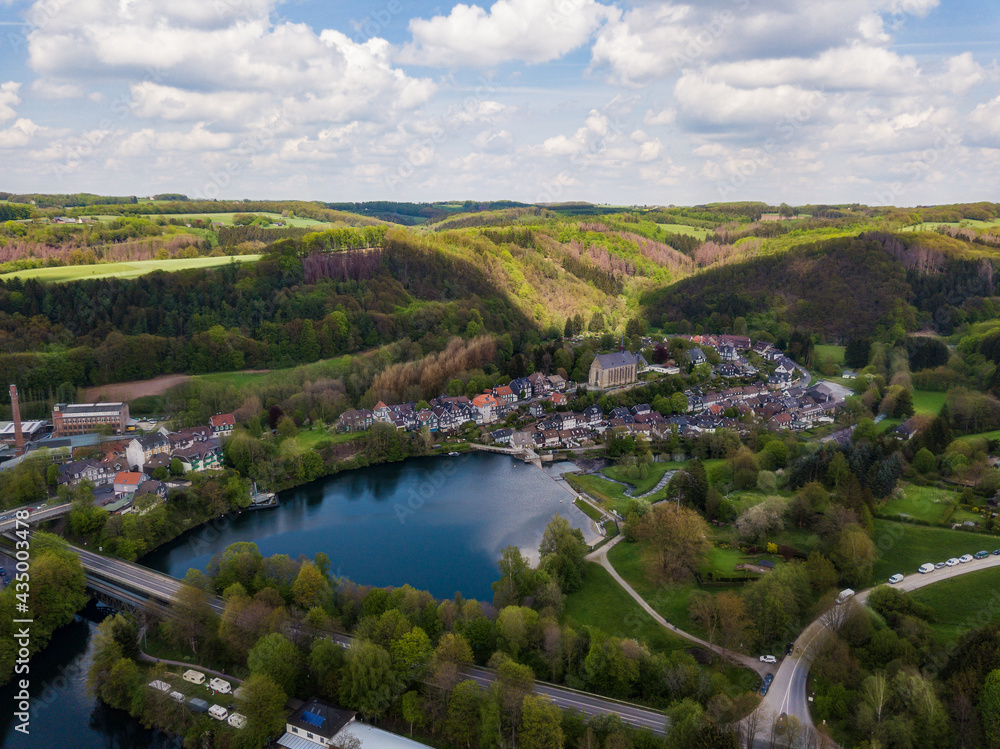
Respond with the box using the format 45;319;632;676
2;255;261;283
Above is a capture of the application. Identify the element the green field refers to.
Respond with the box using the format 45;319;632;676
908;566;1000;641
91;211;329;228
601;462;676;495
871;520;1000;582
957;430;1000;445
2;255;261;283
605;541;703;636
562;561;688;652
193;354;354;392
655;223;711;240
879;484;958;524
278;428;359;457
913;390;947;415
813;345;845;367
901;219;1000;232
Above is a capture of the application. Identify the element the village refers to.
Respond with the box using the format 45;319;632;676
0;394;237;515
334;334;848;450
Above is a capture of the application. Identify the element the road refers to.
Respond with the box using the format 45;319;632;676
51;542;671;733
462;665;667;734
586;536;766;676
0;502;72;532
759;549;1000;744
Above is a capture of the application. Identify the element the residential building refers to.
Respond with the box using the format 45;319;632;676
493;385;516;403
113;471;146;496
126;434;170;471
209;413;236;437
53;402;130;436
472;394;499;424
278;698;356;749
688;348;707;366
337;410;373;432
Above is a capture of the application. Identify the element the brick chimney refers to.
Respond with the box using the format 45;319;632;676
9;384;25;456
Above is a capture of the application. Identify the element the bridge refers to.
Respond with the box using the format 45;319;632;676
468;442;549;468
2;518;668;734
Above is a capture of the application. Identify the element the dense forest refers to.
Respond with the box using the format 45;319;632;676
0;233;537;405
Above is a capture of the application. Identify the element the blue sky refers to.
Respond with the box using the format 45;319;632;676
0;0;997;204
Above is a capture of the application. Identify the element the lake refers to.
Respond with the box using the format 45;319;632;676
142;453;598;602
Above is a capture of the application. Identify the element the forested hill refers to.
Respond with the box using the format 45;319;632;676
646;232;1000;342
0;232;534;400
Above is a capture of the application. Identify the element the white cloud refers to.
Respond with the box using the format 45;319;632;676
0;81;21;122
401;0;614;67
29;79;84;99
25;0;435;126
0;118;43;147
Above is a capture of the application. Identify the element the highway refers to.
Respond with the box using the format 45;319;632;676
759;548;1000;745
463;666;667;734
0;502;72;532
31;542;669;733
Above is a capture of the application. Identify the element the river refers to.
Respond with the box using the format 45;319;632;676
142;452;597;602
0;602;181;748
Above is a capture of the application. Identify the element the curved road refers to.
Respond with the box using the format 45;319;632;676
586;535;766;676
760;550;1000;743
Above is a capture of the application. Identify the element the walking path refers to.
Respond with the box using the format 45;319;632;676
585;536;766;675
139;652;243;685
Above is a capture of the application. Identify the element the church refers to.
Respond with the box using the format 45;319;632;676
588;350;646;388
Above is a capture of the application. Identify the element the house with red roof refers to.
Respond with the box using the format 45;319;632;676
209;413;235;437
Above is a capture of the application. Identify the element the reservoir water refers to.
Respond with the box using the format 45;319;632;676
0;602;180;748
0;454;596;747
143;453;597;602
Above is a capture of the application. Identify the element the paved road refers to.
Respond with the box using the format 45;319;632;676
0;502;72;532
56;543;671;733
462;665;667;734
586;536;766;676
759;549;1000;744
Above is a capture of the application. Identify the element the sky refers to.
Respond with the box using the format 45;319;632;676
0;0;997;205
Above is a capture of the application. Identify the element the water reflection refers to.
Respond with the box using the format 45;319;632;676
143;453;597;601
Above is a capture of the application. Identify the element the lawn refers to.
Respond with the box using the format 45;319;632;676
909;566;1000;641
878;484;958;524
193;354;354;392
655;223;711;240
566;473;636;515
957;429;1000;445
2;255;261;283
607;540;705;636
602;462;676;495
912;390;947;416
278;428;359;457
870;520;1000;582
813;345;845;367
562;561;689;652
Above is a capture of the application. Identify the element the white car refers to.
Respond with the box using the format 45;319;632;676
760;655;777;664
946;558;960;567
888;574;904;584
918;563;935;574
959;554;973;564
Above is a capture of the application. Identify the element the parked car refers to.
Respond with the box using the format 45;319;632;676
959;554;974;564
946;558;960;567
785;643;794;656
760;655;777;664
764;673;774;685
993;549;1000;556
975;550;990;559
935;562;946;569
919;563;935;574
889;574;904;584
